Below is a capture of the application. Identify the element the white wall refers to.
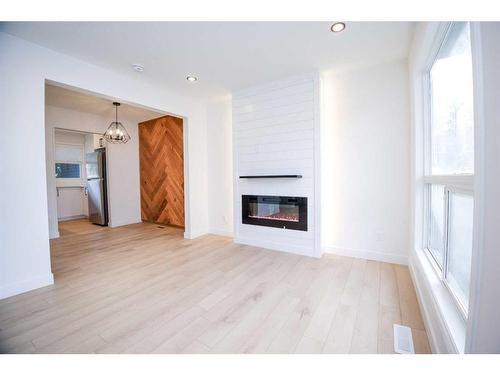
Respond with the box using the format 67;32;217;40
232;73;321;257
206;96;233;236
46;106;147;238
0;32;209;299
322;60;410;265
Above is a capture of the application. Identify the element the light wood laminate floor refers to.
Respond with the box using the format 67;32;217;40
0;220;430;354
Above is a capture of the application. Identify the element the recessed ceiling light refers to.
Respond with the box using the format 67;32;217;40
330;22;346;33
132;63;144;72
186;75;198;82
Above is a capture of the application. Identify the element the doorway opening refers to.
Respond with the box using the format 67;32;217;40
43;81;191;294
44;82;176;240
53;128;109;231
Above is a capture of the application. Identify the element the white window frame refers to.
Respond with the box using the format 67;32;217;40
422;22;474;321
55;142;85;186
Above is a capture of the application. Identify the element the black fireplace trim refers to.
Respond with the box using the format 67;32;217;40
242;195;308;231
239;175;302;179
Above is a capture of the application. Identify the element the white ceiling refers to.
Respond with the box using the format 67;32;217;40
2;22;414;98
46;84;164;122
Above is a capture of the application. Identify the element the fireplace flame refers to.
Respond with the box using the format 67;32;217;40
248;213;299;222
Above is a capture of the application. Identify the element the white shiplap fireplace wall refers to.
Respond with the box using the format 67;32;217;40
232;73;322;257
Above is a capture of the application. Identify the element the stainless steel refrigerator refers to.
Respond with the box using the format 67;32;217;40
86;148;108;226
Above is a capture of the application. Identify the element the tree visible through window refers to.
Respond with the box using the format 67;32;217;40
55;163;81;178
55;143;83;180
430;22;474;176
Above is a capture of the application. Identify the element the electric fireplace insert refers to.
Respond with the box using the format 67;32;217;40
242;195;307;231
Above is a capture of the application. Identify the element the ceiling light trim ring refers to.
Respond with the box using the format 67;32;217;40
331;22;346;33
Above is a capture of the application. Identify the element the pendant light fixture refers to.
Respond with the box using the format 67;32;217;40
103;102;131;144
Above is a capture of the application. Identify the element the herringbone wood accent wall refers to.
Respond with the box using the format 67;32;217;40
139;115;184;228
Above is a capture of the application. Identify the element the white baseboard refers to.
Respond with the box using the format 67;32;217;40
323;246;408;265
235;236;318;258
184;230;208;240
49;230;60;239
0;273;54;300
57;215;87;222
408;249;464;353
209;228;234;238
108;218;142;228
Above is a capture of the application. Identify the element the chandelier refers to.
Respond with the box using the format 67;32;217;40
103;102;131;144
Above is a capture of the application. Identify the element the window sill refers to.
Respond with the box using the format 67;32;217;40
410;248;467;353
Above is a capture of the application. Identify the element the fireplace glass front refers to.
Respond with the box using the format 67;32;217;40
242;195;307;231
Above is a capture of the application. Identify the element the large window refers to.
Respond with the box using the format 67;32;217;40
424;22;474;317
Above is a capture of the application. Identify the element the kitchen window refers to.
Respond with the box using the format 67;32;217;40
55;143;84;180
55;162;81;178
423;22;474;317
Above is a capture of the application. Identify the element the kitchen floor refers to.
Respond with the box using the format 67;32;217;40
0;221;430;354
58;218;107;237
